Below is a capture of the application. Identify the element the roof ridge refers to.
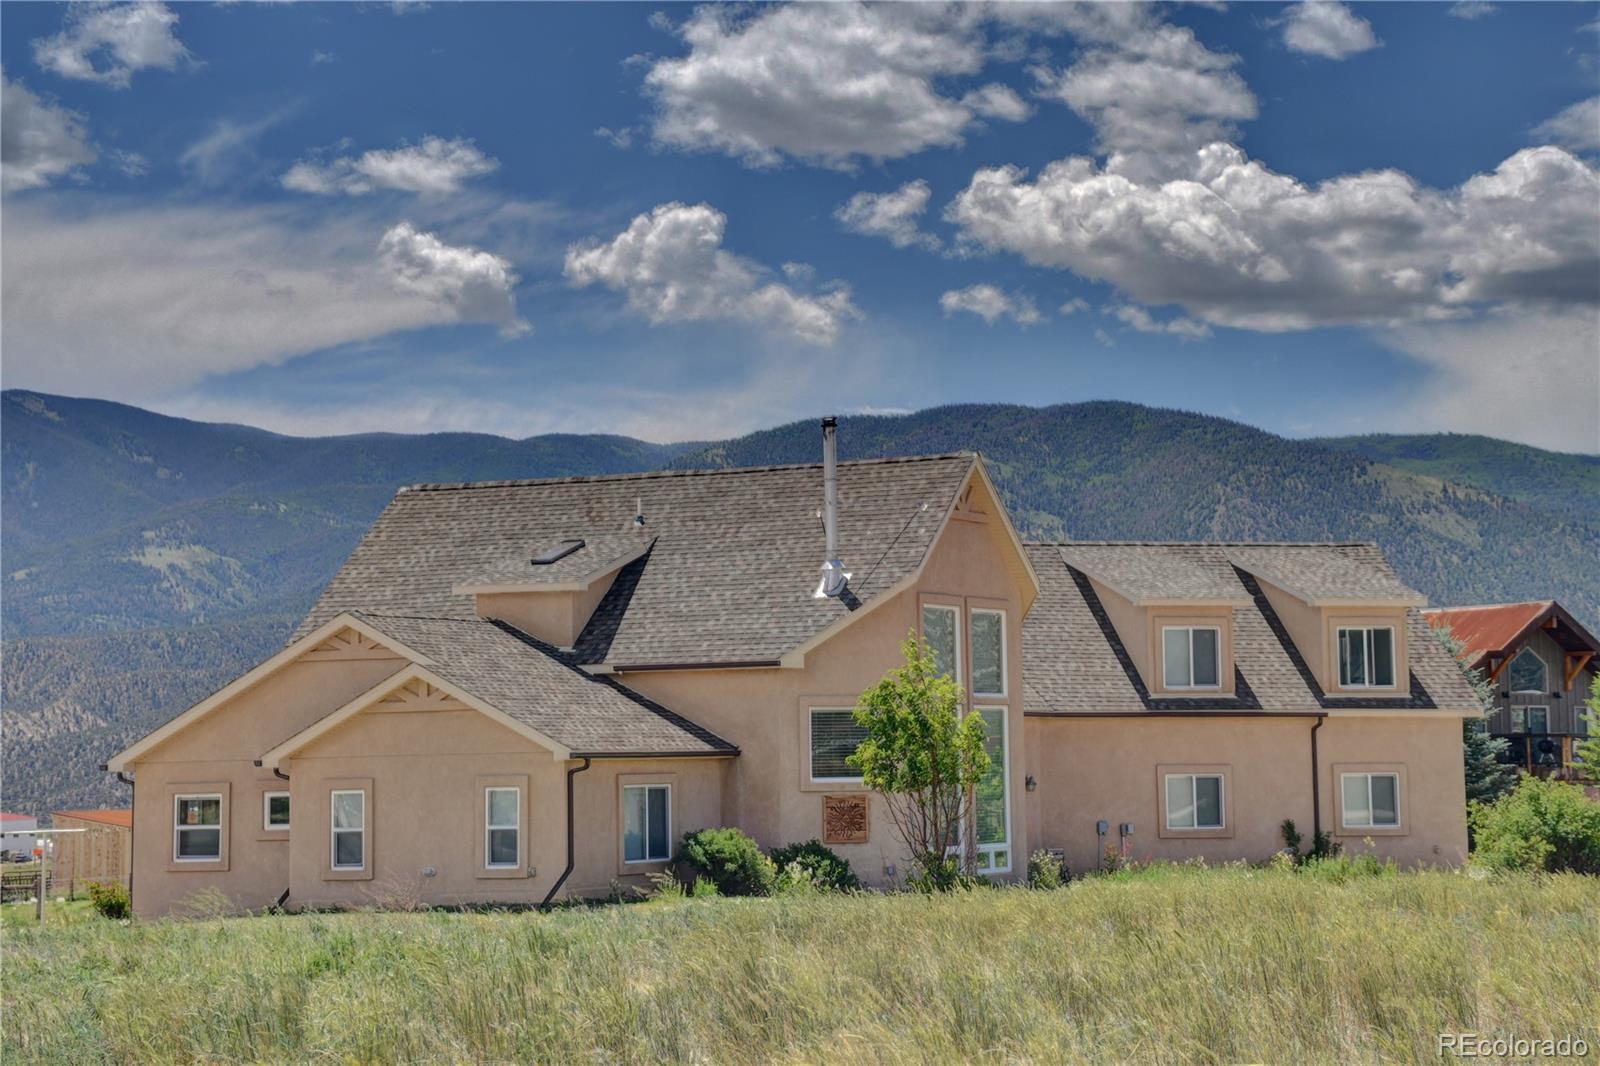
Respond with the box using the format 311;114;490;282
397;452;975;493
1027;540;1381;548
1422;600;1553;614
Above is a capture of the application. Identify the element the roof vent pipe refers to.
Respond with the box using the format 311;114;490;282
816;416;850;599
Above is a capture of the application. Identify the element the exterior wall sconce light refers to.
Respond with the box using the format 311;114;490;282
1025;775;1038;792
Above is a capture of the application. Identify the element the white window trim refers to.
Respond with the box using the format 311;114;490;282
808;707;866;784
1340;772;1401;829
173;793;223;862
262;790;290;832
1162;626;1222;691
1510;706;1527;733
622;783;672;865
922;603;962;685
1524;705;1550;735
1164;773;1226;831
970;608;1007;699
330;789;366;871
962;707;1012;875
1336;626;1398;689
484;786;520;870
1508;647;1548;694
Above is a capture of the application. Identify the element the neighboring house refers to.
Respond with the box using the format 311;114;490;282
107;425;1480;917
1425;601;1598;777
50;809;133;889
0;813;38;858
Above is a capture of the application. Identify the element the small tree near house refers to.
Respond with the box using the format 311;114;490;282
1432;626;1517;805
849;632;991;890
1575;675;1600;784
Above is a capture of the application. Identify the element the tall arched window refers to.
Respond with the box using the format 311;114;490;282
1508;647;1546;694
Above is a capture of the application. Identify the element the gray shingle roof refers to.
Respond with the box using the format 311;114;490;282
1057;544;1254;604
350;612;736;756
1023;543;1479;714
301;455;975;666
455;534;655;589
1226;544;1426;604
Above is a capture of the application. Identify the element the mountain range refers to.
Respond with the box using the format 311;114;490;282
4;389;1596;816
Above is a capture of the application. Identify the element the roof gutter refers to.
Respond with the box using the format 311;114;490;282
574;748;739;759
607;659;782;673
540;757;592;908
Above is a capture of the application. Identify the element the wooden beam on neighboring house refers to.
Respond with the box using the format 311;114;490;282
1487;654;1510;683
1565;650;1594;691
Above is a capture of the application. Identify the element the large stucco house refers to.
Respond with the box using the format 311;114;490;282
108;422;1480;917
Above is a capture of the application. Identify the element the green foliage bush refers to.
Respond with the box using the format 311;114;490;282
85;881;129;920
1470;776;1600;874
1026;849;1067;889
769;840;861;892
677;828;776;897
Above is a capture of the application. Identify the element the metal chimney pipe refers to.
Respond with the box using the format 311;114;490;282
818;416;848;598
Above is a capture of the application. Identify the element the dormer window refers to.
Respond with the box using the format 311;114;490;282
1162;626;1220;690
1508;647;1546;694
1338;626;1395;688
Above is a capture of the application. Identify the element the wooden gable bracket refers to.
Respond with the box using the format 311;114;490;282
301;627;397;662
1486;654;1510;684
1565;651;1594;691
374;678;466;712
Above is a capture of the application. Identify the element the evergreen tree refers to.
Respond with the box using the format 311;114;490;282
1574;675;1600;784
1431;627;1517;804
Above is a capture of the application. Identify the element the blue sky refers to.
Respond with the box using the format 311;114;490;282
2;2;1596;451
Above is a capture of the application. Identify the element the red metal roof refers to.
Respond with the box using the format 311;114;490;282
1424;601;1554;667
53;809;133;829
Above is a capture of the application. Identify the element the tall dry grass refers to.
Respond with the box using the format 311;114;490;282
3;865;1596;1064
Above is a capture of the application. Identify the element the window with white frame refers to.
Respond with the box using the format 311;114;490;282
921;604;960;683
485;787;520;868
263;791;290;832
1510;707;1527;733
970;609;1006;697
1341;772;1400;829
1525;706;1549;735
1508;648;1547;694
971;707;1011;873
1162;627;1221;690
173;794;222;861
1164;773;1224;830
809;708;867;782
1337;627;1396;688
622;784;670;863
330;789;366;870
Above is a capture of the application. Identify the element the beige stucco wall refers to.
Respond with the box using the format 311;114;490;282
1024;711;1467;876
129;655;410;918
615;485;1032;885
279;700;731;909
474;566;619;648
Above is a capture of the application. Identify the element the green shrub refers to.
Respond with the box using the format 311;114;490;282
85;881;129;920
1280;818;1342;864
1298;853;1395;883
677;828;776;897
769;840;861;892
1026;849;1067;889
1470;776;1600;874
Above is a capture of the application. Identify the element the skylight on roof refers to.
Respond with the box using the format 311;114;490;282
531;539;585;565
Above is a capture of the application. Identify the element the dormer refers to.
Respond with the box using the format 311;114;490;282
1228;546;1427;697
1059;546;1252;697
453;533;655;648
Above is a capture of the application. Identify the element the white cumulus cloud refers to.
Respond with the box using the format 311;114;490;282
947;142;1599;331
1110;304;1211;339
643;4;1026;168
1;72;97;193
1448;2;1497;19
1533;96;1600;154
835;180;941;250
31;1;188;88
283;137;499;196
565;202;860;344
378;221;528;336
939;284;1042;326
1282;2;1381;60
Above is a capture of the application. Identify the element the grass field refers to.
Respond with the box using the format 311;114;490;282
3;865;1597;1064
